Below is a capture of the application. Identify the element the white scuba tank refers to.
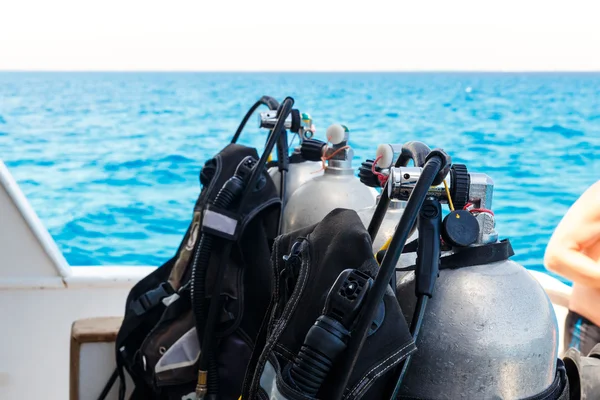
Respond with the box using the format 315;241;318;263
281;124;378;233
268;152;323;207
267;112;323;207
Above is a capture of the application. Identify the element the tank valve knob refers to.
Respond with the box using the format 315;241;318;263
441;210;480;247
300;139;328;162
359;159;385;188
450;164;470;211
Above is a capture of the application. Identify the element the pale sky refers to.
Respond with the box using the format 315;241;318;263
1;0;599;71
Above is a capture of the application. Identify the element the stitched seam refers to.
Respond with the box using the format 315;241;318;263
347;340;415;398
353;346;415;399
272;241;310;339
249;239;281;397
251;240;281;396
241;197;281;230
250;241;311;397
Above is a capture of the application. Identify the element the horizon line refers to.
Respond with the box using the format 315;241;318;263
2;70;600;74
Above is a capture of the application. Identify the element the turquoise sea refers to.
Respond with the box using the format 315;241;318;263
1;72;599;284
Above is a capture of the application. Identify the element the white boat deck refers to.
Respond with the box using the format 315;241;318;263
0;160;572;400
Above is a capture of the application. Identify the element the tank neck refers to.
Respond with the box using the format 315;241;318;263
324;161;354;175
324;143;354;174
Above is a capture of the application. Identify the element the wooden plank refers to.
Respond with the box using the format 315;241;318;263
70;317;123;400
72;317;123;343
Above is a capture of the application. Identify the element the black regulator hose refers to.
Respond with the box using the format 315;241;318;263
396;141;431;169
193;97;295;400
277;126;289;234
230;95;279;144
331;150;450;400
229;95;291;218
367;141;431;241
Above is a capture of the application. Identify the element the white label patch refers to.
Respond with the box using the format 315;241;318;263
203;209;238;236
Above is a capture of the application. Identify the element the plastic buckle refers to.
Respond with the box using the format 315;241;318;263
131;282;175;316
201;204;241;241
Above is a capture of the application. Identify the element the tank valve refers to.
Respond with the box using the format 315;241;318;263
259;109;314;140
298;124;355;169
387;164;493;212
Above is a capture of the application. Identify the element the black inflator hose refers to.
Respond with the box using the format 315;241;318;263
277;127;289;234
367;141;431;241
331;151;449;400
195;97;295;399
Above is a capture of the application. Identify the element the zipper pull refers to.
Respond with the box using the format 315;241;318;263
280;240;303;305
283;240;303;268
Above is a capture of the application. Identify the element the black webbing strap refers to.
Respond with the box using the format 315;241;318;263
129;282;175;316
395;239;514;272
375;239;419;264
96;367;118;400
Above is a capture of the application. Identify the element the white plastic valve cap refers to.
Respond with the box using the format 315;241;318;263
326;124;347;145
375;144;394;168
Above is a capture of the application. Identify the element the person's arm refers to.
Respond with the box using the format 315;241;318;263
544;180;600;287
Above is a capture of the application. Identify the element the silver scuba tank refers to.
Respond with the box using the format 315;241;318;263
281;124;378;233
391;164;559;399
265;112;324;207
396;260;559;399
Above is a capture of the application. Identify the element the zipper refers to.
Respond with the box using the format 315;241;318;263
278;240;303;314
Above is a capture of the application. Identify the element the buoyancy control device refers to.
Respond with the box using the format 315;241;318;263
281;124;378;233
241;208;416;400
103;96;298;400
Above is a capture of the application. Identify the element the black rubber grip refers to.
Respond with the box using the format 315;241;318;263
450;164;469;210
290;109;301;133
300;139;327;162
359;159;382;188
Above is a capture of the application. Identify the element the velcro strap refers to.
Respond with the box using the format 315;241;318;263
397;239;514;271
130;282;175;316
201;204;241;241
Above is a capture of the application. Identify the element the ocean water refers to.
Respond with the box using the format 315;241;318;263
1;72;599;284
